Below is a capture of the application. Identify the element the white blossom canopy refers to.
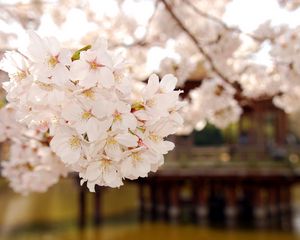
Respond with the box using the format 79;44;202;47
1;0;300;133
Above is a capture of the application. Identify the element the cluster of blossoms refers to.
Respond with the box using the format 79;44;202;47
159;57;197;87
270;27;300;113
3;0;300;124
178;78;242;134
0;105;68;195
239;64;283;99
0;32;184;192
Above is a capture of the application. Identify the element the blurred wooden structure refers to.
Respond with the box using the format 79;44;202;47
137;166;296;226
136;97;298;226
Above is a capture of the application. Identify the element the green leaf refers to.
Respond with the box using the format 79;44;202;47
71;45;92;61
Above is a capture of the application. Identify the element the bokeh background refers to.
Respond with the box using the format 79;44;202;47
2;0;300;239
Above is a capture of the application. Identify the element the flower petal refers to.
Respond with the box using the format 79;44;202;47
115;133;138;147
160;74;177;93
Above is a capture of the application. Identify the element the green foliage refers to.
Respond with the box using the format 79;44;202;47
193;124;224;146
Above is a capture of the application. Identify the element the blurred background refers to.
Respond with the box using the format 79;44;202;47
2;0;300;239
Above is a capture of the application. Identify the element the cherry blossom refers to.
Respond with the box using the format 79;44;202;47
2;0;300;193
179;77;242;134
24;31;72;87
1;140;68;195
0;32;184;192
70;48;114;88
0;105;68;195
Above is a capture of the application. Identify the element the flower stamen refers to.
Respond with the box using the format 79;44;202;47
82;89;95;100
149;133;160;142
107;136;117;145
88;60;105;70
113;111;122;122
48;55;59;68
81;111;92;120
69;135;81;149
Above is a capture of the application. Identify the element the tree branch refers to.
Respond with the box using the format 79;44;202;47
160;0;231;83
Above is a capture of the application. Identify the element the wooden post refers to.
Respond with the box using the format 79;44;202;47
138;181;146;222
169;182;180;223
94;185;102;226
157;182;166;220
268;185;279;217
253;185;267;227
78;184;86;228
254;105;265;154
195;182;208;223
150;180;158;221
225;183;238;225
275;109;287;146
279;184;291;216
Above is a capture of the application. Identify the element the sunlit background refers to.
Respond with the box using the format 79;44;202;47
2;0;300;239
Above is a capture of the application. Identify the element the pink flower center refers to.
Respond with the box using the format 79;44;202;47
89;60;105;70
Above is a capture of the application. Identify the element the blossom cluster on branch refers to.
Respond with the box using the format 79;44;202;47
178;78;242;135
0;32;184;193
0;105;68;195
2;0;300;134
0;0;300;194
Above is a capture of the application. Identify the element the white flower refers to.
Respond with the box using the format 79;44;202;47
28;82;65;106
0;51;32;103
62;101;111;142
112;59;132;96
0;105;23;141
16;105;57;132
0;51;29;81
121;149;162;180
82;157;123;191
70;48;114;88
137;120;176;155
50;126;84;164
104;132;138;161
94;100;137;131
25;31;71;86
134;74;182;123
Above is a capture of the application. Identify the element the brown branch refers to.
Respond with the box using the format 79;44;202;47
185;0;232;31
160;0;231;83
